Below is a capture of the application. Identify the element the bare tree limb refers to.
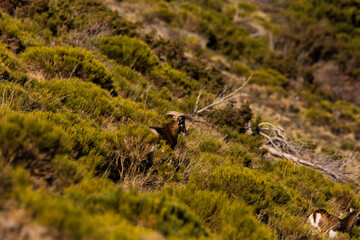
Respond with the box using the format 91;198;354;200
193;87;204;114
258;122;359;184
193;74;252;114
68;63;80;81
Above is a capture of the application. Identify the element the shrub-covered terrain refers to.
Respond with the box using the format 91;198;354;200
0;0;359;239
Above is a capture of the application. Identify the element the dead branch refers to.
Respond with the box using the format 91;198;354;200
68;63;80;80
193;74;252;114
258;122;359;184
193;87;204;114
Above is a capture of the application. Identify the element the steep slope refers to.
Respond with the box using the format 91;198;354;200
0;0;359;239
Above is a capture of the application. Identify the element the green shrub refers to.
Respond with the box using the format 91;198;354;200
0;81;32;110
0;0;24;15
1;166;30;199
181;0;225;12
98;35;159;73
269;210;315;240
165;184;275;239
29;179;209;239
220;126;264;153
8;77;150;123
260;159;360;210
304;108;337;126
238;2;258;13
145;2;178;24
150;63;197;94
41;0;136;36
167;185;228;232
21;46;114;91
350;226;360;239
21;188;145;239
340;141;358;151
231;61;251;77
0;11;43;52
208;103;253;133
179;3;268;60
112;65;148;99
226;143;253;167
99;125;159;182
0;44;28;83
330;184;360;209
199;137;222;153
0;110;77;186
35;111;107;158
250;69;288;88
196;166;292;210
32;78;119;120
221;200;275;240
0;110;72;157
144;36;225;93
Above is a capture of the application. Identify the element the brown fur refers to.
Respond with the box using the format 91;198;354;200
341;209;360;232
313;209;342;232
150;116;186;149
309;209;360;235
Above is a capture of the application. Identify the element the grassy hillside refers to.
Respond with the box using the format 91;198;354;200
0;0;359;239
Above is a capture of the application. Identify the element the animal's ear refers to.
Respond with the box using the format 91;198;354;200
149;127;159;135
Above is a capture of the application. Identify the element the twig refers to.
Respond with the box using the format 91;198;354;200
194;74;252;114
258;122;359;184
1;90;5;108
68;63;80;81
193;87;204;114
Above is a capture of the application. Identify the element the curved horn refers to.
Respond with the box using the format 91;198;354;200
165;111;193;120
165;111;185;118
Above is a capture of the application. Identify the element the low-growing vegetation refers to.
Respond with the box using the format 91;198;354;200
0;0;359;240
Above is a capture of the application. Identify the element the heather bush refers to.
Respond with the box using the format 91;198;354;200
20;187;151;239
304;108;337;126
165;184;276;239
144;2;178;24
220;126;264;153
179;2;268;60
156;63;193;92
19;178;210;239
208;103;253;133
1;1;360;239
31;78;119;120
0;110;72;159
98;35;159;73
112;65;148;100
231;61;251;77
221;200;275;240
0;110;81;186
0;11;43;52
21;46;115;91
250;69;288;88
198;137;222;153
198;166;292;210
238;2;258;13
144;35;225;93
41;0;135;36
0;44;28;84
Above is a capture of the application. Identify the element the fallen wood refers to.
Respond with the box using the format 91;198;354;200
266;145;348;183
258;122;359;184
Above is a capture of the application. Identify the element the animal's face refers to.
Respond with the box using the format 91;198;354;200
349;209;360;226
177;116;187;136
355;212;360;226
342;209;360;231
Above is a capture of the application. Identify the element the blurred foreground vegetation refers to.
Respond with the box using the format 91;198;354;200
0;0;359;239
